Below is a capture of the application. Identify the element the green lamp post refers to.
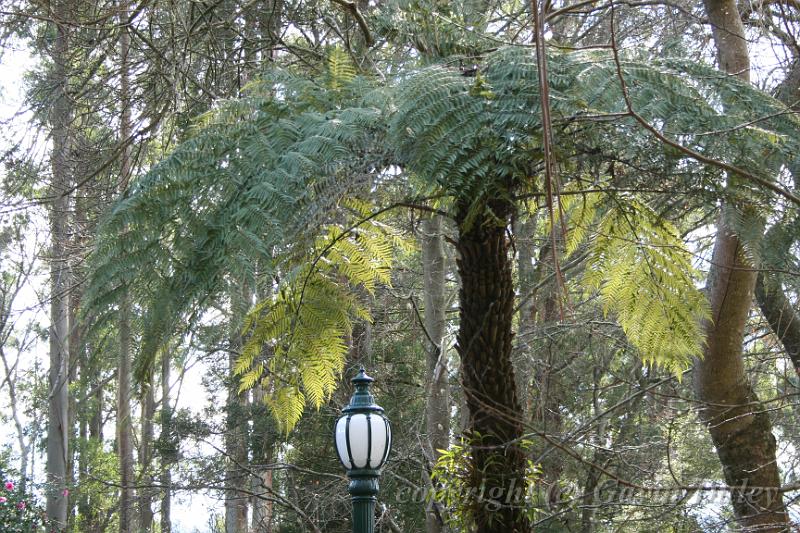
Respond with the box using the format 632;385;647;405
334;368;392;533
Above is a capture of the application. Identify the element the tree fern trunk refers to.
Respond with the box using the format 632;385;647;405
455;195;530;532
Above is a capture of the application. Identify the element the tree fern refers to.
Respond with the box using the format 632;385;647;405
85;44;799;427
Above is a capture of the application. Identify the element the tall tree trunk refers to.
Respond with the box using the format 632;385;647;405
160;351;173;533
118;291;136;533
139;377;156;530
755;71;800;377
512;215;537;412
117;11;136;531
695;5;788;528
46;0;72;527
527;240;566;508
84;342;103;533
251;274;276;533
455;192;530;532
226;282;250;533
421;214;449;533
251;384;274;533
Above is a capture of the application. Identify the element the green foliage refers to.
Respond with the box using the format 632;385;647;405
70;439;120;533
235;204;406;432
86;43;799;429
431;438;540;530
84;58;394;383
582;197;710;374
0;467;43;533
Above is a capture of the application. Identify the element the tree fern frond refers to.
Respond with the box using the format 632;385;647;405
583;198;710;375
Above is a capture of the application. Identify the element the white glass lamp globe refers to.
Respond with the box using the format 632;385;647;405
334;368;392;472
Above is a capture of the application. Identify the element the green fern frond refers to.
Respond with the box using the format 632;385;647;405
326;47;357;91
583;198;710;375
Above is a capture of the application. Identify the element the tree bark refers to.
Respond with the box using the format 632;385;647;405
754;57;800;377
118;291;136;533
455;192;530;532
694;0;790;530
139;377;156;530
756;274;800;373
421;214;450;533
160;351;173;533
225;281;251;533
46;0;72;526
512;215;537;413
117;11;136;530
251;384;275;533
694;1;790;526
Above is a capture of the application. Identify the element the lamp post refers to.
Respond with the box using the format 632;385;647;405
334;368;392;533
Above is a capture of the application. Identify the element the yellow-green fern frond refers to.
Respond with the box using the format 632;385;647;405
326;47;357;91
583;198;710;375
236;207;405;432
539;179;604;257
266;385;307;434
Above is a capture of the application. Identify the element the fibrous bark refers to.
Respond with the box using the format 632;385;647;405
455;192;530;532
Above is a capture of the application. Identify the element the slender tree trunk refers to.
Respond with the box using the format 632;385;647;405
251;275;276;533
160;351;173;533
527;240;566;505
84;343;103;533
0;348;30;493
455;191;530;532
117;11;137;531
251;384;274;533
756;273;800;373
118;290;136;533
694;0;790;530
754;72;800;377
512;215;537;412
139;377;156;530
46;0;72;526
226;282;251;533
421;214;449;533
